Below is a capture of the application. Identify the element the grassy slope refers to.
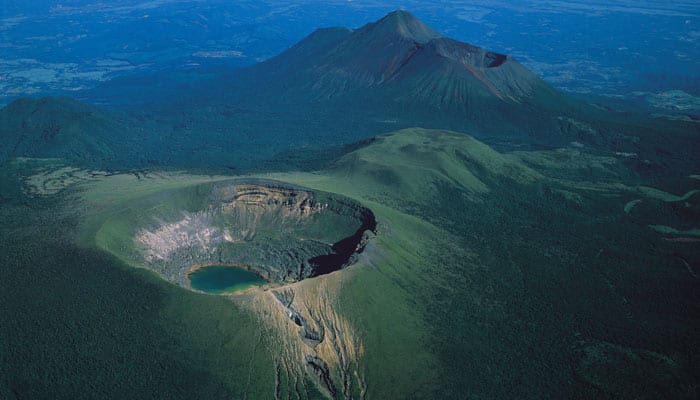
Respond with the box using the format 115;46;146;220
1;127;698;399
267;128;699;399
0;164;282;399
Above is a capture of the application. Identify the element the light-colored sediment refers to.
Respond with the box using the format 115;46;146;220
250;268;367;400
136;211;221;262
648;225;700;237
636;187;699;202
124;180;376;287
623;199;642;214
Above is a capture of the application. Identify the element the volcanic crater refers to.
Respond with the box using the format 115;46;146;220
120;179;377;292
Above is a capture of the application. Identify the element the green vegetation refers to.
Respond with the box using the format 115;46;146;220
92;178;375;288
648;225;700;237
624;198;643;213
0;165;278;399
637;187;700;202
2;9;698;399
266;129;700;399
2;127;699;399
3;10;699;178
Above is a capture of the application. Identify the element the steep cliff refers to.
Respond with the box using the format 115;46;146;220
98;179;376;288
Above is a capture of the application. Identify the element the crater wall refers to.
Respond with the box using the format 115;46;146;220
101;179;376;289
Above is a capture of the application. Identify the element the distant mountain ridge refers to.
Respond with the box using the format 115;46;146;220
1;10;697;175
197;9;580;150
244;10;552;103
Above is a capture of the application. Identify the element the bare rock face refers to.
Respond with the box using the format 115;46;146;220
132;179;376;288
304;355;336;398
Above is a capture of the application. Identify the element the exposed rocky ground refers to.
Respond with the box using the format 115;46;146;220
129;179;376;288
111;178;378;397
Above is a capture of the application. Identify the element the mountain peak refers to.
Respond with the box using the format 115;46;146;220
370;9;441;43
235;9;558;137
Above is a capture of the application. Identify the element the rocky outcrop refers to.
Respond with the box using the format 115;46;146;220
97;178;376;397
305;355;336;399
274;289;326;348
259;280;368;400
132;179;376;288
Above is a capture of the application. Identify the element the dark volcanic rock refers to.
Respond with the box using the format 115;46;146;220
125;179;377;288
304;355;336;399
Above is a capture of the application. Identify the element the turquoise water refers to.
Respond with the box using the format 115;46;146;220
188;265;265;294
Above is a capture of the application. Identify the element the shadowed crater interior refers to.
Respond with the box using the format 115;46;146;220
108;179;376;290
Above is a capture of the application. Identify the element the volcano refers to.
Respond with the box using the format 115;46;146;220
1;10;697;174
2;8;700;400
211;9;575;148
253;10;550;102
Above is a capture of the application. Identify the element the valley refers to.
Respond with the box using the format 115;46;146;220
0;9;698;400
